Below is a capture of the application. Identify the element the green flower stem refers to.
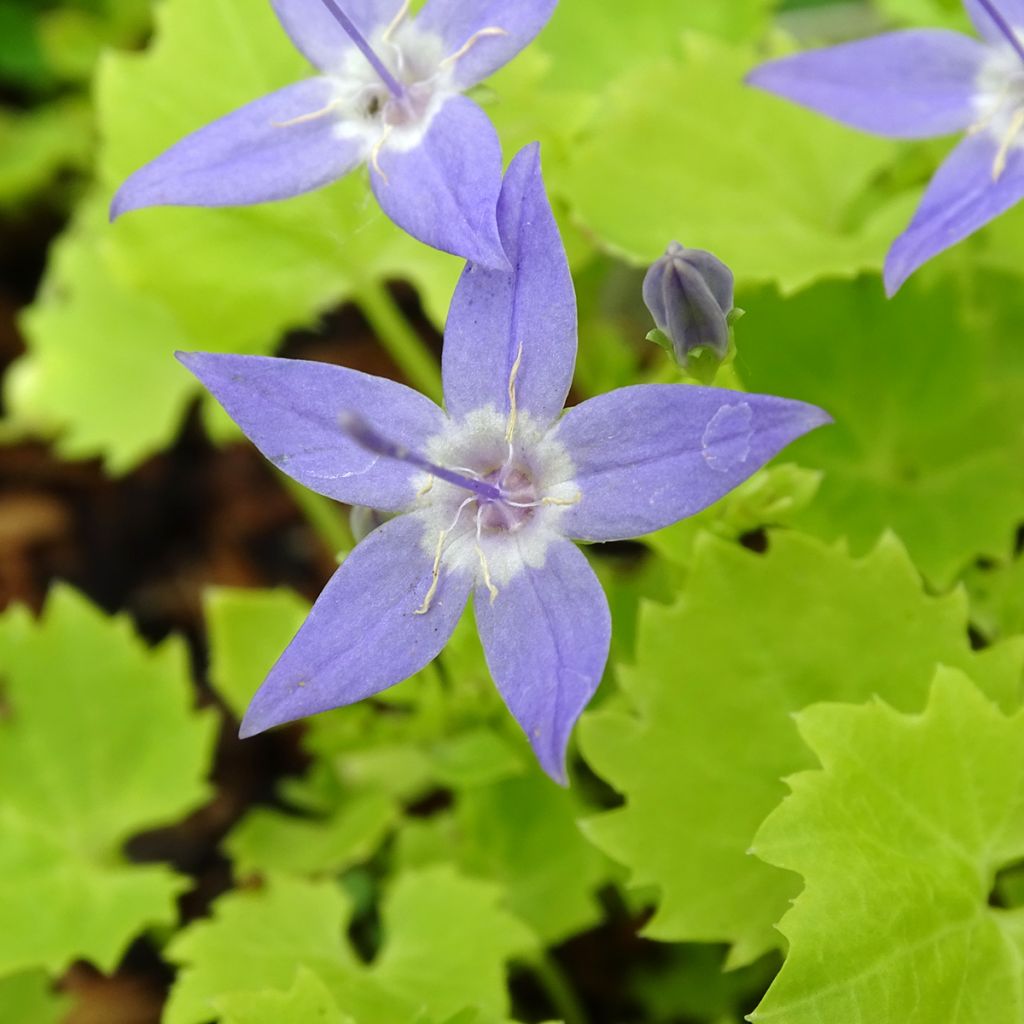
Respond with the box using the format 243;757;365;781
356;281;444;405
530;952;589;1024
276;469;354;559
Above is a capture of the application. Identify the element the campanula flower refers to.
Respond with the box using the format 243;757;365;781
643;242;735;373
179;145;830;782
747;0;1024;294
111;0;558;268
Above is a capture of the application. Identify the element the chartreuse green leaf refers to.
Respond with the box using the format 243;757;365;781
579;532;1024;966
165;867;535;1024
218;967;352;1024
561;35;915;293
0;98;92;208
0;971;68;1024
0;586;217;975
751;669;1024;1023
537;0;774;91
205;587;311;721
967;555;1024;642
11;199;197;472
737;273;1024;585
225;791;398;879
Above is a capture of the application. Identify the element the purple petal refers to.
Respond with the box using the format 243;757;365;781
240;514;471;737
746;30;988;138
474;539;610;784
370;95;507;268
416;0;557;89
271;0;403;73
965;0;1024;43
885;132;1024;294
177;352;446;511
553;385;832;543
110;79;363;218
442;143;576;425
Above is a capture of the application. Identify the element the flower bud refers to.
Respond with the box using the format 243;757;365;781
643;242;735;372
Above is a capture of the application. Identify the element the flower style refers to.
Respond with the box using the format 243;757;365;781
180;145;830;782
111;0;558;268
747;0;1024;294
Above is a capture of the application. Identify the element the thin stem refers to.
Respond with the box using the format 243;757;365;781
276;469;354;558
530;953;589;1024
975;0;1024;64
317;0;405;96
355;280;445;406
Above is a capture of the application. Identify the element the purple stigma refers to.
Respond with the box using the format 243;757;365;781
316;0;406;97
340;411;504;502
975;0;1024;63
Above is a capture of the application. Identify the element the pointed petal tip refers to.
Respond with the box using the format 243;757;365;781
237;710;266;740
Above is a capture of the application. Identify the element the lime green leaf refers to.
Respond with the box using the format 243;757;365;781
224;791;398;878
0;971;68;1024
0;98;92;208
561;36;914;293
204;587;311;721
966;555;1024;642
218;968;352;1024
165;876;357;1024
751;669;1024;1023
579;532;1024;966
438;773;611;946
538;0;774;91
0;586;217;975
646;463;822;568
737;273;1024;585
11;199;198;472
165;868;534;1024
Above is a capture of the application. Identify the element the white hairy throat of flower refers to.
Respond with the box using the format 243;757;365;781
974;43;1024;179
412;405;580;610
277;2;507;171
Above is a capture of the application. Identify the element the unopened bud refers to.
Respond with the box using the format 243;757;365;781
643;242;735;375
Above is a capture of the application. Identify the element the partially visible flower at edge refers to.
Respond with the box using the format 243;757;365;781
110;0;558;268
179;144;831;783
643;241;736;379
746;0;1024;295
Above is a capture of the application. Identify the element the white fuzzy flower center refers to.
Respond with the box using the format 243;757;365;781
413;408;579;602
974;44;1024;176
327;20;452;154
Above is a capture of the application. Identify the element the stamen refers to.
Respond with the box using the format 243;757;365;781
504;493;582;509
505;342;524;443
475;508;500;605
382;0;412;42
440;26;509;69
273;99;344;128
415;496;473;615
993;108;1024;179
340;412;504;501
369;125;394;181
975;0;1024;65
317;0;406;97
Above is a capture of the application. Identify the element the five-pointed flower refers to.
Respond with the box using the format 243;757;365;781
179;145;831;782
747;0;1024;294
110;0;558;268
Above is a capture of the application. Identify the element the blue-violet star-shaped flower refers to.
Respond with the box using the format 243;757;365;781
747;0;1024;294
111;0;558;268
179;145;831;783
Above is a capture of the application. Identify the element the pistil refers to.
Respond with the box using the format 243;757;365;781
975;0;1024;65
340;412;504;502
317;0;406;97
